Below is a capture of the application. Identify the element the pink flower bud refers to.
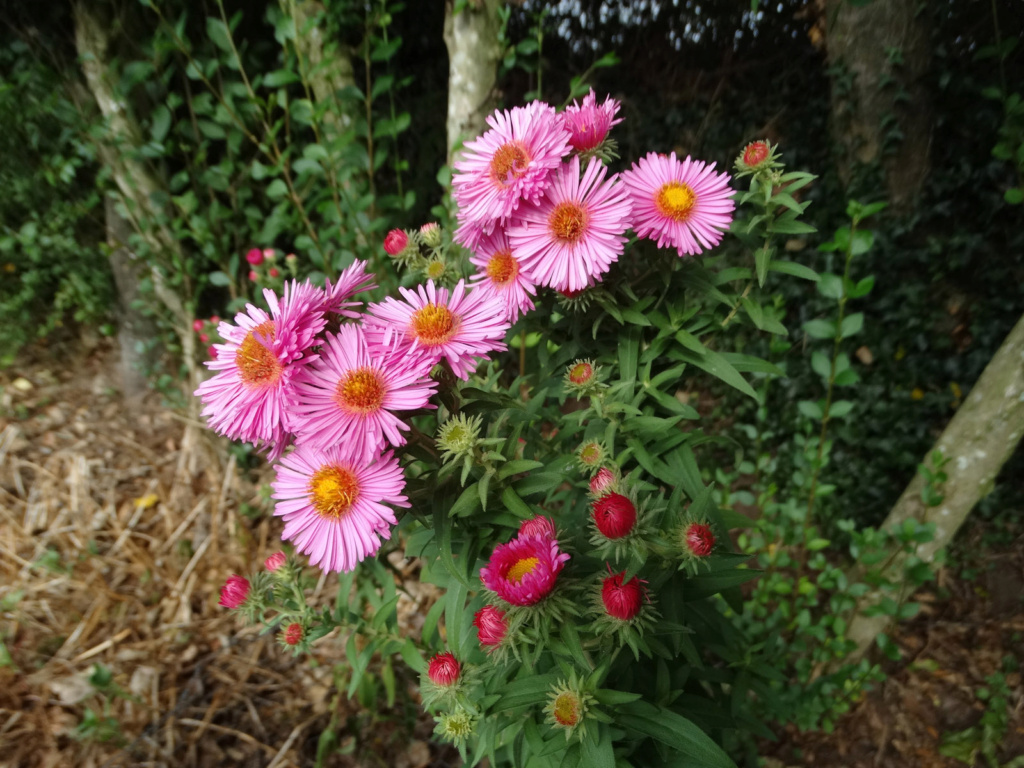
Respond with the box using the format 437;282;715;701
268;268;280;278
567;361;593;385
245;248;264;266
262;248;276;261
742;141;770;169
518;515;556;540
685;523;716;557
427;651;461;686
601;570;647;621
207;346;218;359
384;229;409;256
473;605;508;648
218;574;250;609
592;493;636;539
199;333;209;343
192;319;205;333
264;551;286;572
248;270;259;282
210;315;221;324
589;467;616;495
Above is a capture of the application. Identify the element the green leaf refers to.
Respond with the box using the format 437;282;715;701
433;507;470;589
449;482;480;517
817;273;843;300
616;701;737;768
798;400;823;420
847;275;875;298
618;328;641;388
500;486;534;519
206;17;234;54
580;728;616;768
491;674;560;713
811;351;832;379
266;179;288;199
497;460;544;480
850;229;874;256
769;260;819;281
514;472;564;497
150;105;171;143
1004;187;1023;205
803;319;836;340
264;69;299;88
674;348;758;401
684;569;760;600
754;246;771;287
829;400;855;418
208;271;231;287
840;313;864;338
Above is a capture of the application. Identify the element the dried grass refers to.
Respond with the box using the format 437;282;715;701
0;343;442;768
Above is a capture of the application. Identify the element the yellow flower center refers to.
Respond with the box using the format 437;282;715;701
506;556;540;584
308;465;360;519
553;692;579;727
485;251;518;285
235;320;282;387
411;303;458;346
426;260;446;280
655;182;697;221
568;362;592;384
548;202;588;244
490;142;530;186
335;367;385;414
580;443;601;464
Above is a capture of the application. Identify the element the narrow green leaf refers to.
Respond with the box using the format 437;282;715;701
803;319;836;340
840;313;864;338
769;260;820;281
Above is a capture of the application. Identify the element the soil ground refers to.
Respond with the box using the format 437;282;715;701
1;340;1021;767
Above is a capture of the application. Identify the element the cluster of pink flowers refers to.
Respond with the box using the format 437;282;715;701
452;90;735;316
196;257;512;574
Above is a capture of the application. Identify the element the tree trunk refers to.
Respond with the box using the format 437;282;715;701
443;0;503;163
74;0;199;400
825;0;933;214
105;196;158;399
844;312;1024;662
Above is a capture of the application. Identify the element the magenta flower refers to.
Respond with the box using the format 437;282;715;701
195;281;324;447
384;229;409;256
218;575;250;609
620;151;734;257
480;535;570;606
288;324;437;461
246;248;264;266
469;228;536;322
427;652;461;687
453;101;571;232
271;444;409;573
264;551;286;572
509;156;632;292
322;259;376;319
560;90;622;152
365;280;510;380
601;570;647;621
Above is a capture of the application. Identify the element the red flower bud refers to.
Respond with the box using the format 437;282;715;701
218;574;250;609
199;333;209;343
601;570;647;621
473;605;508;648
268;268;280;278
384;229;409;256
685;523;716;557
207;346;218;359
192;319;205;333
427;651;461;686
264;551;286;571
248;270;258;282
245;248;264;266
742;141;770;169
210;315;221;324
518;515;556;540
283;622;304;646
592;493;636;539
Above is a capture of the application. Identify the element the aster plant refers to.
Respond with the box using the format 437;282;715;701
201;92;818;766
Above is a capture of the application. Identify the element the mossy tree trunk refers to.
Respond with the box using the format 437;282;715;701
845;312;1024;662
826;0;933;213
74;0;199;399
443;0;504;163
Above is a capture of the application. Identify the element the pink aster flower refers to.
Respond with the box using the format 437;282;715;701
453;101;571;231
560;90;622;152
365;280;510;380
620;151;734;257
427;652;461;687
264;551;286;572
480;535;570;606
288;324;437;461
469;228;536;322
195;282;324;446
271;444;409;573
322;259;376;320
509;156;632;292
473;605;508;648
